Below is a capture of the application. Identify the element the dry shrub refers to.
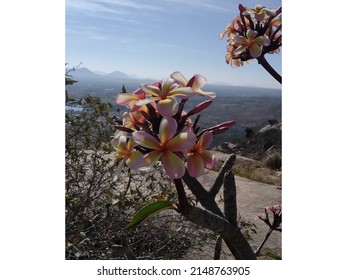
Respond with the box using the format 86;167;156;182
264;151;282;170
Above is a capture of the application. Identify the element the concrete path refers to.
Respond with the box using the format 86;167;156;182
183;167;282;259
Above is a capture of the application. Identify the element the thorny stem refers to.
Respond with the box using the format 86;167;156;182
257;55;282;84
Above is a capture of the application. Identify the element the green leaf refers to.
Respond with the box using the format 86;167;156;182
126;201;175;229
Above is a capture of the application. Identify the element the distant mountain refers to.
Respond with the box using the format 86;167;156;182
66;67;281;98
106;70;130;79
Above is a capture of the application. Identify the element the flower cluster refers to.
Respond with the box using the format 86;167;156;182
110;72;236;180
258;204;282;231
220;4;282;68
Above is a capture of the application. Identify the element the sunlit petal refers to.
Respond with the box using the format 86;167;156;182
187;154;205;177
166;132;196;151
116;93;139;106
113;158;126;181
157;97;179;117
170;71;187;86
234;45;248;55
135;96;160;107
126;151;144;170
111;131;127;148
159;116;177;144
117;135;128;152
200;150;216;169
140;84;161;97
187;74;206;90
195;90;216;99
162;151;186;179
143;150;162;168
168;87;195;98
132;131;161;150
198;131;213;150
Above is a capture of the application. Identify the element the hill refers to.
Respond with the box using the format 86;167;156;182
65;68;281;146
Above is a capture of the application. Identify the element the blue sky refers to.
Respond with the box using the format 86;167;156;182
66;0;282;88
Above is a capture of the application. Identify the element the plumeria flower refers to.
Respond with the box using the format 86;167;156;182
110;111;144;148
243;5;276;22
115;82;160;112
258;204;282;230
110;135;144;179
219;17;243;41
132;116;196;179
170;71;216;99
187;131;216;177
233;29;270;58
136;78;196;117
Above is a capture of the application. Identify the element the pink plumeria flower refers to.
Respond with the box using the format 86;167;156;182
132;117;196;179
187;131;216;177
110;135;144;178
243;5;276;22
115;82;160;112
110;111;145;148
233;29;270;58
136;78;195;117
170;71;216;99
219;17;243;41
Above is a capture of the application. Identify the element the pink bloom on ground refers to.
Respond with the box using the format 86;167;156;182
233;29;270;58
187;131;216;177
132;117;196;179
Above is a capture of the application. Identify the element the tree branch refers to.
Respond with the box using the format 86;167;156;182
223;170;237;223
257;55;282;84
180;204;256;260
209;153;236;197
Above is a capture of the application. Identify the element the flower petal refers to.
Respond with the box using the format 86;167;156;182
234;45;248;56
143;150;162;168
246;29;258;40
166;132;196;151
249;44;262;58
254;35;270;46
157;97;179;117
233;34;247;45
200;150;216;169
117;135;128;152
140;84;161;97
135;96;160;107
126;151;144;170
162;151;186;179
159;116;177;144
115;93;139;106
170;71;187;86
167;87;195;98
132;131;161;150
187;153;205;177
198;131;213;150
187;74;206;90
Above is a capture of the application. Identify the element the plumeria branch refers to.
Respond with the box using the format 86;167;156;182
257;55;282;84
220;4;282;84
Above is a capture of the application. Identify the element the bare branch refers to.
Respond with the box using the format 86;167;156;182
209;153;236;197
